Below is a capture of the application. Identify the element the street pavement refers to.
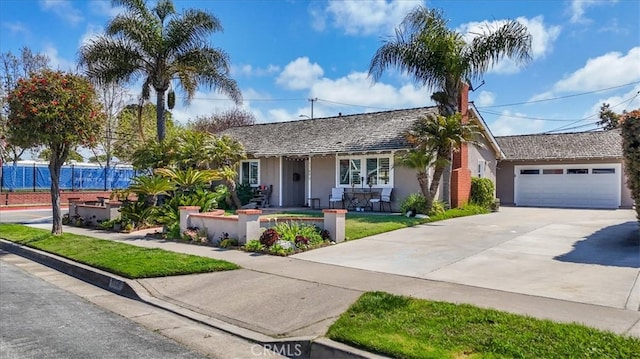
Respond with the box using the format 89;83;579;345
1;206;638;357
1;259;208;359
0;254;284;359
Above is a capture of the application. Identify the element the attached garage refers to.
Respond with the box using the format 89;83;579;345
514;164;621;208
496;130;633;209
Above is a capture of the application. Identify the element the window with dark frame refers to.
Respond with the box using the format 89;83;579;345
520;169;540;175
592;168;615;174
567;168;588;174
542;169;563;175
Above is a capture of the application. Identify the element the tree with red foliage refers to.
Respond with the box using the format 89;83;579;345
7;69;103;234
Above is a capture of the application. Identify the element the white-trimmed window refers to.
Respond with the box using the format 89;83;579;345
338;156;392;187
240;160;260;186
478;159;486;178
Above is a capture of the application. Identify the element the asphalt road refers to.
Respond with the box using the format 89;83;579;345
0;209;54;224
0;260;209;359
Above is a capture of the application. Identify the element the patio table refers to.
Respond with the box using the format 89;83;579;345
345;189;379;211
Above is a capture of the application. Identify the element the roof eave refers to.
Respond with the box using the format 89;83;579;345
469;104;506;160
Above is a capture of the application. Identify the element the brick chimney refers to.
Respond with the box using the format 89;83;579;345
450;82;471;208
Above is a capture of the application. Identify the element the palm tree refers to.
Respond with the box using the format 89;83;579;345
404;113;478;211
369;6;532;205
79;0;242;142
370;6;531;116
395;149;435;199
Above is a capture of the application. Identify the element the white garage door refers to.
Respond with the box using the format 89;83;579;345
514;164;621;209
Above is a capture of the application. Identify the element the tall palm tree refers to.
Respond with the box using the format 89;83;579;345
369;6;532;116
369;6;531;206
79;0;242;142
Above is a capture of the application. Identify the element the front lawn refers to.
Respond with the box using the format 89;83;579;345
0;224;239;278
327;292;640;359
265;204;489;241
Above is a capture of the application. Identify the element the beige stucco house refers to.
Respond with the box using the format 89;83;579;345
223;99;504;211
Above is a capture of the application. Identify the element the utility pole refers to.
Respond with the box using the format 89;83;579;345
308;98;317;119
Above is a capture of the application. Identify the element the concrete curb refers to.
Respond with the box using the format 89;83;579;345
0;239;381;359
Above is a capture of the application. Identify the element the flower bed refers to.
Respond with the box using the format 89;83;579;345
242;220;333;256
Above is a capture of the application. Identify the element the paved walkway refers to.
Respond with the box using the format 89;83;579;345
23;220;640;340
294;207;640;309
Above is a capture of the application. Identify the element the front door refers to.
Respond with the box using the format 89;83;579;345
282;158;306;206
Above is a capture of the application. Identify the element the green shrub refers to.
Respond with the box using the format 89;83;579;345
244;239;265;252
272;221;324;245
470;177;495;209
220;238;239;248
236;183;255;206
429;200;446;216
400;193;429;215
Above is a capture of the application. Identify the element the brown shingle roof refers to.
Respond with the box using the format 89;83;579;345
222;107;439;157
496;130;623;161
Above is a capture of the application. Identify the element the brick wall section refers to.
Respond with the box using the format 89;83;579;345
451;168;471;208
450;83;472;208
1;191;114;206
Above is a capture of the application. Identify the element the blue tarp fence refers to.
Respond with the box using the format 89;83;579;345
1;163;135;191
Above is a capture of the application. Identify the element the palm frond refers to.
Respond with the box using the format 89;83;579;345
462;20;532;79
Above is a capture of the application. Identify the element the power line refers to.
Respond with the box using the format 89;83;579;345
543;94;636;133
476;81;640;109
316;98;394;110
478;109;582;122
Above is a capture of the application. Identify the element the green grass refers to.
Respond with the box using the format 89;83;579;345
0;224;239;279
264;205;489;241
328;292;640;359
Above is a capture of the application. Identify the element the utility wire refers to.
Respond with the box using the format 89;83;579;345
315;98;394;110
543;95;636;133
476;81;640;109
478;109;581;122
623;90;640;112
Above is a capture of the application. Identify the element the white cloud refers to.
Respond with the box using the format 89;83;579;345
42;45;75;71
553;47;640;92
2;22;30;37
231;64;281;77
458;16;561;74
39;0;83;25
586;84;640;118
316;0;424;36
568;0;617;24
276;57;324;90
489;110;546;136
79;24;103;47
88;0;123;18
310;71;431;110
474;91;495;107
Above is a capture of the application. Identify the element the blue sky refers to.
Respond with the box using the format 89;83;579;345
1;0;639;136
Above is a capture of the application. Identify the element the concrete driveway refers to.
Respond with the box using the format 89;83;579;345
293;207;640;310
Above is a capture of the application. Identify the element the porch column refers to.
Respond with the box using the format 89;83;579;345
278;156;283;207
307;155;312;206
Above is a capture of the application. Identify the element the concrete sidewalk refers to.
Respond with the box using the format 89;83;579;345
19;223;640;341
